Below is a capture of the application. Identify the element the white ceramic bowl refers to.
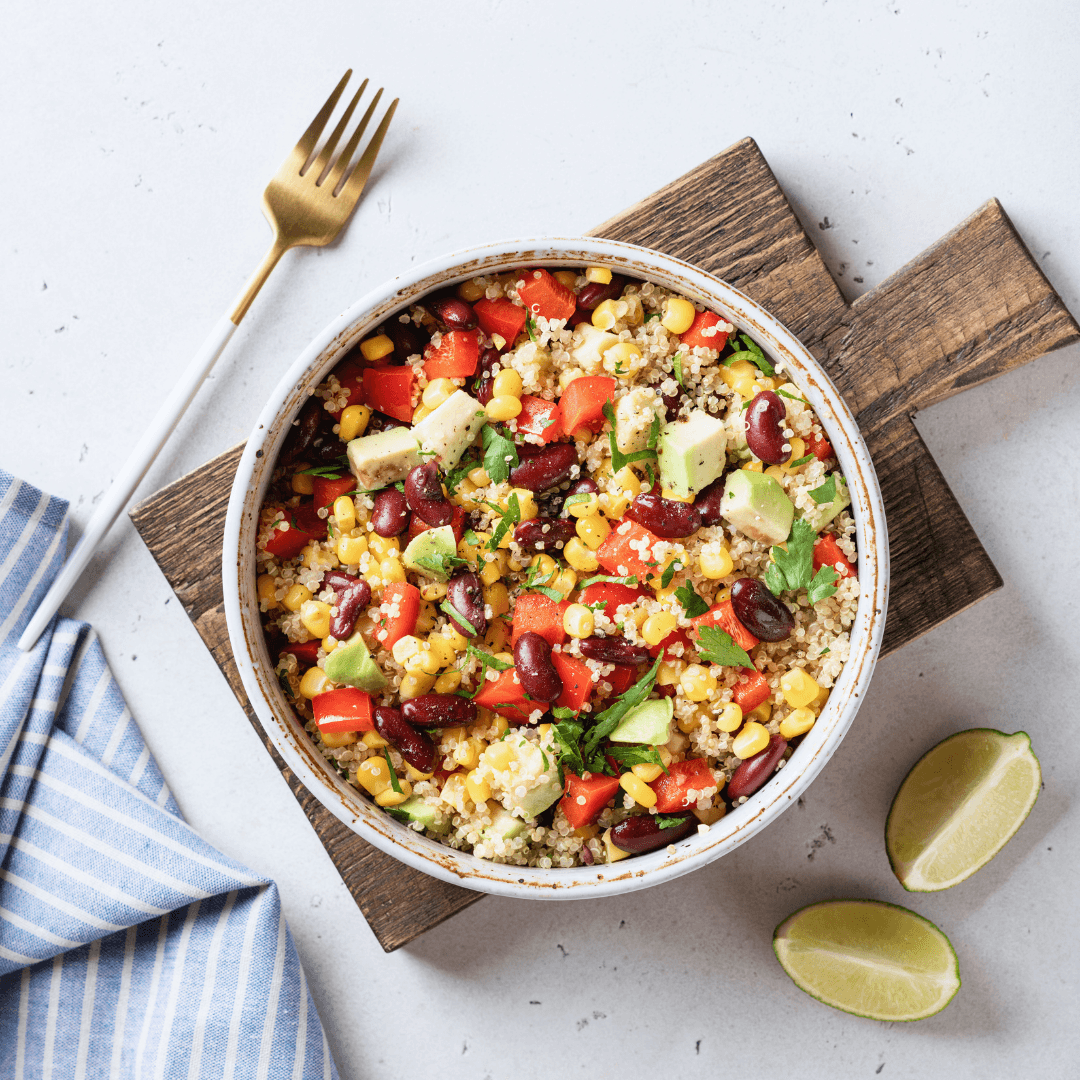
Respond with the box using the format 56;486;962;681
223;237;889;899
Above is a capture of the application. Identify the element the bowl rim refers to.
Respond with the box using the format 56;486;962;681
222;236;889;899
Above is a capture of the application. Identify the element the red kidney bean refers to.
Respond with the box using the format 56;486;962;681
404;462;453;527
323;571;373;639
472;346;501;402
730;578;795;642
557;478;599;517
576;274;628;311
661;389;685;422
446;568;486;638
371;487;411;536
401;694;478;729
374;706;436;773
609;813;695;854
626;491;702;538
384;319;428;358
512;517;576;554
513;632;564;703
509;442;578;492
283;398;323;462
578;636;652;666
693;476;728;528
426;294;477;331
728;734;788;801
745;390;789;465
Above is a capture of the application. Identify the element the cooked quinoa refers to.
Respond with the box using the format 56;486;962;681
255;266;860;868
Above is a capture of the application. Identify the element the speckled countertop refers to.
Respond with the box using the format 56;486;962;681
3;1;1078;1076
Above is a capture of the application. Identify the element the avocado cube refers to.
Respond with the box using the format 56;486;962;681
391;795;449;835
657;410;727;499
347;426;421;491
609;697;674;745
402;524;458;581
480;806;530;843
323;635;388;693
803;473;851;533
721;469;794;546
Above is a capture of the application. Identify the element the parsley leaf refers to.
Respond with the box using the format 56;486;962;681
384;750;403;794
580;652;665;768
807;564;840;604
674;581;710;619
444;460;478;494
526;316;538;342
607;745;668;774
481;424;519;485
764;518;817;596
551;705;577;720
602;401;659;474
552;718;586;779
297;462;348;478
656;813;692;830
722;332;775;376
672;351;685;389
644;312;661;322
563;492;594;510
487;492;521;551
695;624;754;668
464;645;512;696
440;599;477;636
414;551;469;577
579;574;639;589
522;558;564;601
463;528;480;546
809;475;837;504
660;558;682;589
777;388;808;404
786;454;814;469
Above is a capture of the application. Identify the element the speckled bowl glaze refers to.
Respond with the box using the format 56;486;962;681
223;237;889;899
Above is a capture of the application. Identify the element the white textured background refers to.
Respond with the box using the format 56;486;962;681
3;1;1079;1076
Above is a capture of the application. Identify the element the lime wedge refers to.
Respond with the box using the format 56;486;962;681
773;899;960;1021
886;729;1040;892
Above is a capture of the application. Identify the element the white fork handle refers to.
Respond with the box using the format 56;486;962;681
17;315;238;651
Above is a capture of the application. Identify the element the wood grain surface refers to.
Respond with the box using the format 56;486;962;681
129;136;1079;952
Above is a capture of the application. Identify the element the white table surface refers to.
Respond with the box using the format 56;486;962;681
3;1;1079;1076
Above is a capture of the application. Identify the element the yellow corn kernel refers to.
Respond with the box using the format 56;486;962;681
420;580;448;602
319;729;356;748
298;668;331;698
493;651;515;667
421;377;456;410
362;730;388;749
486;395;522;422
479;557;502;586
733;377;758;401
411;403;433;424
550;568;577;599
585;265;612;284
375;778;414;808
444;625;469;652
416;645;444;676
781;668;821;709
322;634;339;654
642;611;678;647
680;664;717;703
563;537;599;572
657;745;674;768
721;358;758;386
434;671;462;694
484;741;515;771
748;701;772;725
714;587;732;607
574;823;600;842
657;660;685;686
441;725;466;746
456;531;487;563
653;582;679;605
716;702;743;732
483;582;510;617
553;270;579;290
592;299;619;331
699;546;734;580
562;603;594;639
631;761;665;783
414;600;437;634
356;756;392;795
627;605;650;629
504;488;538;521
391;635;423;667
257;574;279;607
299;600;332;639
405;761;434;782
576;514;611;551
619;772;658;809
333;534;365;566
291;471;315;495
661;296;696;335
400;670;437;698
492;368;524;398
660;487;695;503
380;557;406;584
338;404;371;442
426;633;457;668
693;805;726;826
465;770;492;803
467;466;490;487
733;721;770;759
602;492;632;519
360;334;394;362
742;460;763;474
441;772;469;813
530;553;558;583
612;466;642;498
603;342;642;376
301;542;337;571
677;711;702;734
603;827;631;862
781;438;807;472
457;279;486;302
483;620;510;653
332;496;357;534
558;367;585;393
453;737;485;770
366;534;400;560
764;465;786;484
567;492;599;518
810;686;831;714
780;707;817;739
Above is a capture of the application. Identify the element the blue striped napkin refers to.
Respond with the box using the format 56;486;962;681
0;471;338;1078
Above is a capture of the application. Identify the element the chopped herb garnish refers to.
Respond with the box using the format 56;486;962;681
603;401;659;474
644;312;661;322
440;600;478;636
414;551;469;577
276;668;292;699
818;647;831;656
741;400;752;411
723;332;774;376
777;388;809;405
695;624;754;669
672;351;685;389
464;645;512;696
647;412;661;450
579;573;639;589
551;705;576;720
563;492;594;510
552;718;585;780
463;528;480;546
526;316;538;342
674;581;710;619
522;558;563;601
481;424;519;485
809;475;837;505
607;744;668;774
763;518;832;602
384;750;403;794
487;492;521;551
580;652;665;767
444;459;478;493
656;813;692;830
296;463;347;479
660;558;682;589
786;454;814;469
807;565;840;605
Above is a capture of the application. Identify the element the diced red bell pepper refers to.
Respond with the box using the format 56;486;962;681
577;581;649;621
472;668;535;725
406;503;466;545
805;431;835;462
813;535;857;579
732;670;771;713
516;268;576;323
280;640;321;669
679;310;729;353
595;519;665;581
326;358;367;418
511;593;569;647
263;501;326;560
559;376;618;436
423;329;480;379
559;772;620;829
312;474;357;511
474;298;527;346
362;366;416;423
649;758;717;813
691;599;760;653
602;664;639;697
515;395;563;443
552;651;593;713
312;688;376;733
374;582;421;650
647;627;694;660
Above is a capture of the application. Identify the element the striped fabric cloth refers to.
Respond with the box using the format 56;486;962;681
0;471;338;1079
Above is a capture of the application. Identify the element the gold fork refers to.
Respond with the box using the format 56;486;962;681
18;71;398;652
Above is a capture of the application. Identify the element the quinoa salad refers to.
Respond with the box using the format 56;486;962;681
255;266;860;868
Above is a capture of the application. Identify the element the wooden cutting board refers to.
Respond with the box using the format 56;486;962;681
129;137;1078;952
